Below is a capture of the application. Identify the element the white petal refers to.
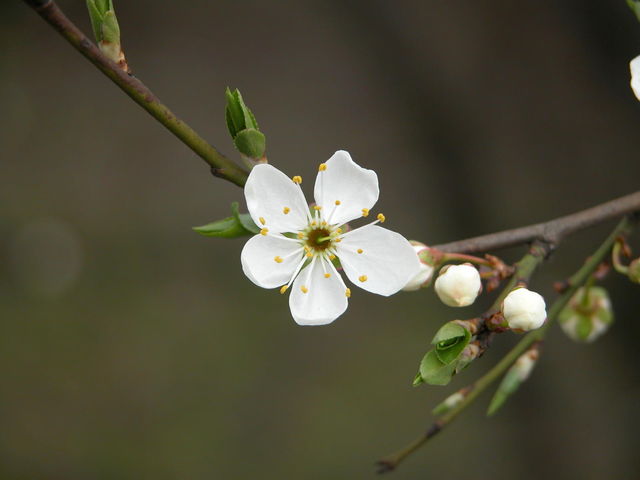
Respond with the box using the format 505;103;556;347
336;225;420;296
241;234;303;289
289;258;348;326
631;55;640;101
313;151;379;226
244;164;309;233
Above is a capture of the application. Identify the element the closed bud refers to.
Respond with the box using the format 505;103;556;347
402;242;436;291
502;287;546;332
86;0;129;72
225;88;266;161
487;345;539;416
628;258;640;283
434;263;482;307
558;286;613;343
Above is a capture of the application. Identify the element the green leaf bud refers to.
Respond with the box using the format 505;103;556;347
487;345;539;416
193;201;259;238
225;88;265;160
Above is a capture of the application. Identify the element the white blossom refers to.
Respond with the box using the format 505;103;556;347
241;151;420;326
402;242;435;291
434;263;481;307
502;287;546;332
631;55;640;101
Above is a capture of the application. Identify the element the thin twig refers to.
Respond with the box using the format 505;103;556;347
434;191;640;253
377;216;637;473
23;0;249;187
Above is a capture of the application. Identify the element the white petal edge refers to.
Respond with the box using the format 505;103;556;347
631;55;640;101
336;225;420;296
313;151;379;226
244;164;310;233
241;234;303;289
289;257;348;326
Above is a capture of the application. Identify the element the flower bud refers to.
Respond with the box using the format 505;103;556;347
487;345;539;416
628;258;640;283
402;242;436;291
558;286;613;343
434;263;482;307
631;55;640;101
502;287;546;332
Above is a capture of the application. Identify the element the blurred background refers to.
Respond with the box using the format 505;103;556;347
1;1;640;478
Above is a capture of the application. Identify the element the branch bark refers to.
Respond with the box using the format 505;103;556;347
23;0;249;187
434;191;640;253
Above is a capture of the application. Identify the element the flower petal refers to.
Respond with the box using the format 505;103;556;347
336;225;420;296
244;164;309;233
313;151;379;226
241;234;303;288
631;55;640;101
289;257;348;326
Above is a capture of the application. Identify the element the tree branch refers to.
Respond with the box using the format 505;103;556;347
23;0;249;187
434;191;640;253
377;215;638;473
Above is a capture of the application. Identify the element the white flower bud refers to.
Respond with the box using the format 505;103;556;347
631;55;640;101
403;242;435;291
502;287;546;332
434;263;482;307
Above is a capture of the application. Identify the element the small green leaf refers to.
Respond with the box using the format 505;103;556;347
412;372;424;387
100;10;121;44
230;201;260;234
431;322;471;365
418;350;456;386
193;202;259;238
225;88;245;138
234;128;266;159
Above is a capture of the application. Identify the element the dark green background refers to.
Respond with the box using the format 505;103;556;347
1;1;640;478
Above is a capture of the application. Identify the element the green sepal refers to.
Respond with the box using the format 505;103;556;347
418;350;456;386
233;128;266;159
431;322;471;365
628;0;640;22
192;201;259;238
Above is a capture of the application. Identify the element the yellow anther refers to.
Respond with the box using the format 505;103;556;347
297;232;305;239
259;217;266;225
362;208;370;217
280;285;289;294
377;213;386;223
274;256;283;263
283;207;291;214
306;252;313;258
329;254;336;261
357;248;363;254
324;273;331;278
335;200;341;206
359;275;368;283
310;221;317;227
345;288;351;298
318;163;327;171
335;228;342;233
292;175;302;184
260;228;269;236
321;221;327;226
313;205;322;211
301;285;309;294
334;238;341;243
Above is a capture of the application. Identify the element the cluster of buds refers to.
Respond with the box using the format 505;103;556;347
558;286;613;343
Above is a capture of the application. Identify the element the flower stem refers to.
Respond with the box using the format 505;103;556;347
376;216;637;473
23;0;249;187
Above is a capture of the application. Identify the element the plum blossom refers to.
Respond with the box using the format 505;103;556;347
241;151;420;325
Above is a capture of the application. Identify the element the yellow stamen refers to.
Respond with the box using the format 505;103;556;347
306;252;313;258
357;248;363;254
362;208;369;217
324;273;331;278
310;221;317;227
334;238;341;243
313;205;322;211
359;275;368;282
345;288;351;298
260;228;269;236
329;254;336;261
274;256;283;263
318;163;327;171
321;221;327;226
283;207;290;214
297;232;305;239
377;213;386;223
259;217;266;225
335;200;341;205
335;228;342;233
301;285;308;294
292;175;302;184
280;285;289;294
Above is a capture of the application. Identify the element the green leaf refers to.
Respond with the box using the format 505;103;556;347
431;322;471;365
412;371;424;387
225;88;245;138
628;0;640;22
418;350;456;386
234;128;266;159
86;0;117;42
193;201;258;238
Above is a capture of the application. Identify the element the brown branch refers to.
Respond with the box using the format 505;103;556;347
434;191;640;253
23;0;249;187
